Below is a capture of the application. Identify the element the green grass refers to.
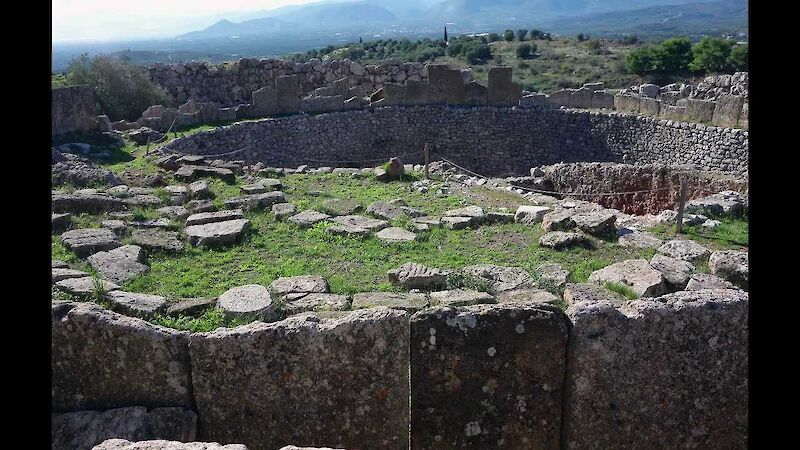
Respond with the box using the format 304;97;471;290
604;281;639;300
149;308;250;333
648;216;748;250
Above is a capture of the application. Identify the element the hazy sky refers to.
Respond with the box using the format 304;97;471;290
52;0;320;42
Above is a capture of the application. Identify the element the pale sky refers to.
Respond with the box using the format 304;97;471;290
52;0;320;42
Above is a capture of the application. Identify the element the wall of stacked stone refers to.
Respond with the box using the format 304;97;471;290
52;85;109;135
162;105;749;178
52;288;748;449
147;58;430;106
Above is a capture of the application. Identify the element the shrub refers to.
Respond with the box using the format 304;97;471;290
586;40;602;55
577;33;590;42
487;33;501;42
504;30;515;42
654;36;693;72
727;44;748;71
516;29;528;41
619;34;639;45
516;43;532;58
65;54;171;122
625;45;658;74
464;42;492;64
690;37;733;73
530;29;545;40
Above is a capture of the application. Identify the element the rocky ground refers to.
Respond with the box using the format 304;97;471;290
51;130;748;333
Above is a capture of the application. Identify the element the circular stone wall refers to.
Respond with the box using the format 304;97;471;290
164;106;749;178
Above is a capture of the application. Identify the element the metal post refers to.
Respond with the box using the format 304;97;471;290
424;143;430;179
675;179;688;234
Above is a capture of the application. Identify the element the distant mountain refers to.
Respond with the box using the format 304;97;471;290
179;17;294;39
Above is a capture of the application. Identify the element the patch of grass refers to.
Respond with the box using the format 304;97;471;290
149;308;251;333
648;217;748;250
603;281;638;300
446;272;490;292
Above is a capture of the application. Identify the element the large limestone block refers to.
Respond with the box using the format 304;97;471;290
712;94;745;128
613;94;640;113
52;303;192;412
569;87;593;108
562;289;748;449
410;303;569;449
640;97;661;115
93;440;248;449
275;75;300;114
487;66;521;106
188;308;409;450
590;90;614;109
709;250;748;290
425;64;452;104
588;259;667;297
463;81;487;105
548;89;573;107
660;105;687;121
382;83;405;106
686;99;716;122
404;79;429;105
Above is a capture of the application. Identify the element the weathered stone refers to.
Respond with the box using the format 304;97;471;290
376;227;416;242
187;180;212;199
539;231;592;249
514;205;550;225
617;228;664;249
563;282;625;306
53;259;70;268
495;288;559;305
252;86;279;115
463;81;488;105
686;190;746;217
217;284;275;320
549;89;573;107
486;211;514;223
657;239;711;264
650;254;695;291
52;303;192;411
588;259;667;297
61;228;121;258
571;210;616;236
487;66;521;106
686;99;716;122
541;209;577;232
320;198;362;216
282;293;351;315
428;289;495;307
186;200;216;213
410;303;568;449
534;262;570;290
387;263;450;290
712;94;744;128
185;219;250;247
288;210;331;228
53;267;90;283
53;212;72;230
613;94;640;113
131;229;184;252
562;289;748;448
125;194;164;208
709;250;748;290
269;275;329;300
591;90;615;109
52;406;197;450
175;165;235;184
186;209;244;226
463;264;537;295
352;292;428;312
444;205;485;219
440;216;472;230
105;291;167;317
328;215;388;235
570;87;593;108
55;277;121;297
685;273;738;290
272;203;297;219
639;83;660;98
93;440;248;449
166;297;218;317
87;245;150;284
188;308;409;450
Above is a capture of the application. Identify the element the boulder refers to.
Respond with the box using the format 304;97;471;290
268;275;329;300
217;284;275;320
376;227;417;242
320;198;362;216
52;303;192;411
53;267;90;283
272;203;297;220
185;209;244;226
539;231;592;249
188;309;409;450
563;283;625;306
53;212;72;230
288;210;331;228
708;250;748;290
87;245;150;284
410;303;568;449
105;291;167;318
61;228;121;257
187;180;212;199
541;209;577;232
649;254;695;291
131;229;184;252
387;263;450;290
495;288;559;305
571;211;617;237
588;259;667;298
657;239;711;264
462;265;537;295
534;262;570;290
514;205;550;225
685;273;738;290
617;229;664;249
166;297;218;317
185;219;250;247
55;277;120;297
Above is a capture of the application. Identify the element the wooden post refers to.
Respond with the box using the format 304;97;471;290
245;146;251;178
675;178;688;234
424;143;430;179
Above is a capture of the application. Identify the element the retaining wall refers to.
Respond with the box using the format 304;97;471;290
52;288;748;449
162;106;749;178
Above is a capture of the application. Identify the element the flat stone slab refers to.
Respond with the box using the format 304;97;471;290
52;192;127;214
131;229;184;252
186;199;216;213
562;289;748;448
87;245;149;284
685;273;738;290
352;291;429;312
514;205;550;225
93;440;247;450
441;216;473;230
129;218;172;229
387;263;450;290
186;219;250;247
240;184;270;195
321;198;362;216
463;264;538;295
105;291;167;317
52;407;198;450
157;206;190;220
657;239;711;264
329;215;388;235
496;288;560;305
185;209;244;226
61;228;121;258
563;283;626;306
539;231;592;249
617;229;664;249
254;191;287;208
486;211;515;223
444;205;485;218
541;209;577;232
187;180;212;198
217;284;275;320
283;293;352;315
166;297;218;317
52;267;90;283
187;308;409;450
534;262;570;290
269;275;329;300
709;250;748;290
258;178;282;190
588;259;667;297
52;302;193;411
271;203;297;220
175;165;235;183
572;211;617;236
428;289;495;307
366;201;424;220
53;259;70;268
650;254;695;291
410;303;569;449
55;277;120;297
124;195;164;208
376;227;417;242
288;210;331;228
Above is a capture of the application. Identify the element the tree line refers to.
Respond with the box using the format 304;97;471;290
626;36;747;74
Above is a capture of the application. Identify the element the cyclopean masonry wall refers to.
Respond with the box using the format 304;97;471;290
52;288;748;448
52;85;105;135
161;105;749;178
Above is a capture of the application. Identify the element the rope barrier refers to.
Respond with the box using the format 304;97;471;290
438;157;674;198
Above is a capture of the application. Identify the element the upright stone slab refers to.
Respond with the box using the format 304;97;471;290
487;66;521;106
569;87;593;108
52;303;192;412
383;83;405;106
275;75;300;114
189;308;409;450
738;101;748;129
686;99;716;122
444;68;466;105
426;64;451;104
640;97;661;116
562;289;748;449
591;90;614;109
548;89;572;107
661;105;687;121
712;94;745;128
405;79;429;105
463;81;487;105
411;303;569;449
613;94;640;113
